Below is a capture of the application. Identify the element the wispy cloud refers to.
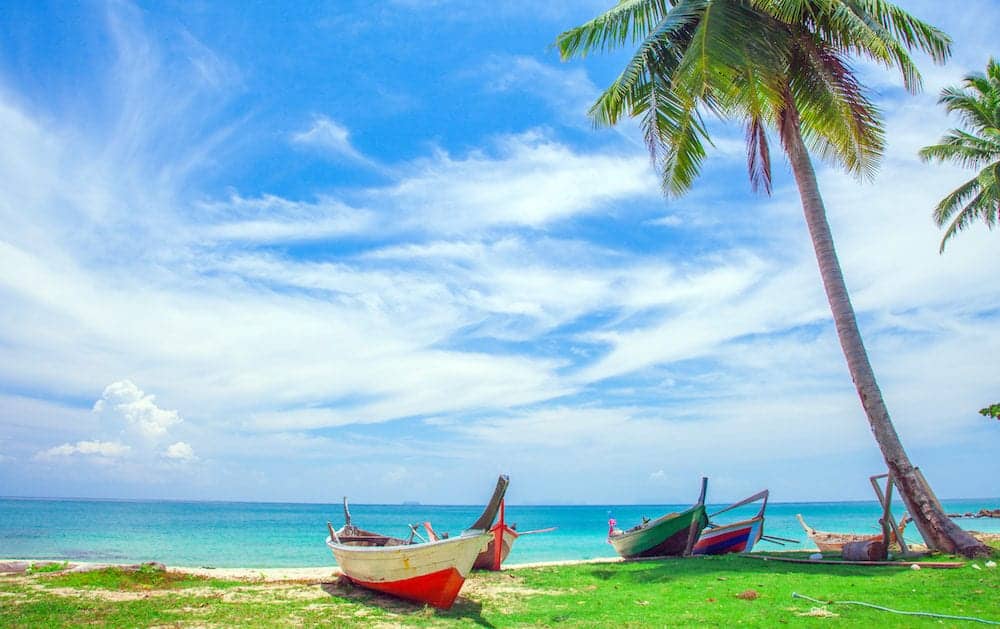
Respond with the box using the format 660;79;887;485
292;115;378;168
373;130;657;233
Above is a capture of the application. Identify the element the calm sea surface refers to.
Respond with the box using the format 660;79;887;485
1;497;997;568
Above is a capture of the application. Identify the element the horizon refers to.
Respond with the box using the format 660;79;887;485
3;493;998;509
1;0;998;506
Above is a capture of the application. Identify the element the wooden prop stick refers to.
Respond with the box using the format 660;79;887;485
708;490;769;519
493;500;505;570
870;472;910;556
518;527;557;536
761;534;800;544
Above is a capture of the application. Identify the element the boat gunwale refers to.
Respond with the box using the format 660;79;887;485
609;503;706;543
699;515;763;536
326;530;489;555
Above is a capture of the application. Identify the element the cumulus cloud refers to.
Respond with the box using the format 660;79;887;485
37;440;130;459
94;380;182;439
164;441;195;460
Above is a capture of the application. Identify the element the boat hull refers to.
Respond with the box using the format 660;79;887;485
797;514;907;554
609;505;708;559
473;524;518;570
692;518;763;555
328;532;490;609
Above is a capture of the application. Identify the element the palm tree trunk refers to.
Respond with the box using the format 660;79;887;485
780;99;989;558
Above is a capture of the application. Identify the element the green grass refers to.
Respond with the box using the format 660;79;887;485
40;563;242;591
24;562;68;575
1;550;998;628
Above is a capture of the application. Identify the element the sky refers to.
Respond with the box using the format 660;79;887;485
0;0;997;506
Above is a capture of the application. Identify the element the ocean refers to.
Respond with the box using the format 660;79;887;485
1;497;997;568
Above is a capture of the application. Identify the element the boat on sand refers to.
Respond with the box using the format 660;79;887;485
326;475;509;609
470;499;556;571
796;513;910;554
693;490;769;555
608;478;709;559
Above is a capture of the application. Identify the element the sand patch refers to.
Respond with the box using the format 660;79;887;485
29;583;169;602
971;532;1000;543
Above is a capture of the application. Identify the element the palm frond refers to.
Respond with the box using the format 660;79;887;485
588;0;708;128
937;172;1000;252
919;130;1000;169
658;99;710;195
939;87;999;134
787;37;883;177
556;0;671;59
755;0;951;93
931;176;984;228
746;114;773;193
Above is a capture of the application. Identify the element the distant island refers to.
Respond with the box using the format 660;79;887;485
402;501;421;506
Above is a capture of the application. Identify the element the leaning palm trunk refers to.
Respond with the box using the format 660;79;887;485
781;100;989;558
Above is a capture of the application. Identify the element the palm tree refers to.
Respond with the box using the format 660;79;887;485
556;0;989;557
919;58;1000;252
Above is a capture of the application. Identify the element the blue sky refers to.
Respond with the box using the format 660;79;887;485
1;0;998;506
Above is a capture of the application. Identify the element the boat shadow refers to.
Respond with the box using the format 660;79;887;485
321;577;496;628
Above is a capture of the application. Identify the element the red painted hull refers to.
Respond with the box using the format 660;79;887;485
693;518;763;555
473;524;518;570
347;566;466;609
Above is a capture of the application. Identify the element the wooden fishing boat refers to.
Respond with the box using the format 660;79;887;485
693;489;769;555
608;477;709;559
326;475;509;609
472;520;517;570
470;499;557;570
796;513;910;554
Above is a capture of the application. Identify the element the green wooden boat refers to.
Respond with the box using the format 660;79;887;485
608;478;709;559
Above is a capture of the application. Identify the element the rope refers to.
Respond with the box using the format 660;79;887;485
792;592;1000;625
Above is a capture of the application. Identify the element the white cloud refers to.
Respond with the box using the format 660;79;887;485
198;193;374;243
37;440;130;459
164;441;195;460
292;115;376;166
95;380;182;439
647;214;683;228
484;56;601;131
374;130;658;233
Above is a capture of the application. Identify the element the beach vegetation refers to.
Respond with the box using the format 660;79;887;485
554;0;989;557
919;58;1000;252
40;564;241;591
24;562;68;574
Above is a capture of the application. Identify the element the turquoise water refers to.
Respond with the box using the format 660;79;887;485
1;497;997;568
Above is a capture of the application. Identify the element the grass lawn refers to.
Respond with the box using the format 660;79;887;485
1;550;998;627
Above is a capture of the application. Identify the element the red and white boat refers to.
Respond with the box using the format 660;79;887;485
326;475;509;609
471;500;557;570
693;489;769;555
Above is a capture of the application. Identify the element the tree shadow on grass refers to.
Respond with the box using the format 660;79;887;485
583;554;939;585
321;577;496;628
589;565;678;584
